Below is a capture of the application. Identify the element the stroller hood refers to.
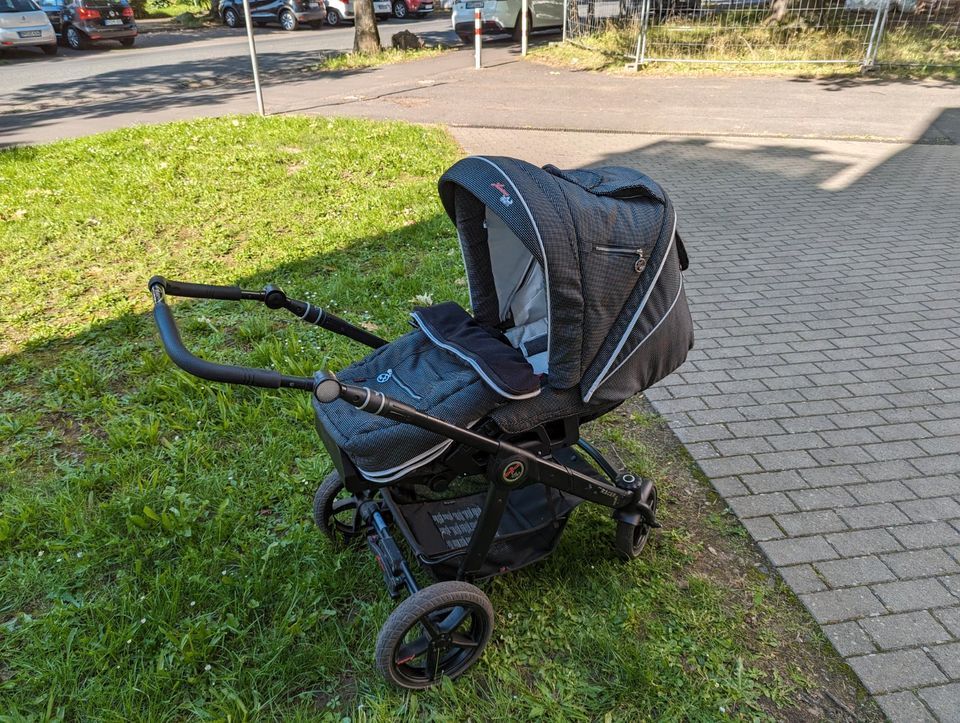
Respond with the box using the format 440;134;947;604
439;156;693;404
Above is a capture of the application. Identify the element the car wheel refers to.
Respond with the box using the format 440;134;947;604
40;43;58;55
457;32;472;45
65;25;88;50
223;6;241;27
119;36;135;47
325;7;341;25
511;10;531;42
392;0;407;18
280;8;298;29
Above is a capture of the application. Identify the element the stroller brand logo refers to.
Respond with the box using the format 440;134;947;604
490;182;513;207
377;371;392;383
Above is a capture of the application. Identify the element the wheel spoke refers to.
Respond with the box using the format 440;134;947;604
395;636;429;665
425;644;440;680
450;632;480;649
437;605;470;633
419;614;441;639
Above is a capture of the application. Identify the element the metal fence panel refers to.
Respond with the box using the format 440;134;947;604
562;0;960;67
874;0;960;66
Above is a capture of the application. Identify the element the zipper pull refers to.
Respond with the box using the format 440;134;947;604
634;250;646;273
595;245;646;273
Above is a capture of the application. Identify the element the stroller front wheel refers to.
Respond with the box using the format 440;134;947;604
615;484;658;560
375;581;494;689
313;471;363;547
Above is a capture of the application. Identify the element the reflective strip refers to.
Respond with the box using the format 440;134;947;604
594;273;685;391
411;311;541;401
472;156;552;375
583;209;677;403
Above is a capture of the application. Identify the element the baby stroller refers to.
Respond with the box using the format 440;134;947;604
149;156;693;689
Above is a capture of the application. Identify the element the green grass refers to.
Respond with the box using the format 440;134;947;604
140;0;209;20
0;116;876;720
312;47;450;73
536;19;960;78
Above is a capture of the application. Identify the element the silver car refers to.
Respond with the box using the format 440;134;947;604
0;0;57;55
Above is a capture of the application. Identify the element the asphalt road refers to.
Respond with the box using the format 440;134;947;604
0;14;458;115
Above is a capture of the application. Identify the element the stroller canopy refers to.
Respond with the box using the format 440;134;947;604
439;156;693;405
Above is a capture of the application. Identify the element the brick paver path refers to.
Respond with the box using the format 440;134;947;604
453;127;960;721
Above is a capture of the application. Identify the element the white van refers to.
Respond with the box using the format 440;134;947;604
451;0;562;44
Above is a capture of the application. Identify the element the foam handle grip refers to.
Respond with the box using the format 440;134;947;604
149;276;243;301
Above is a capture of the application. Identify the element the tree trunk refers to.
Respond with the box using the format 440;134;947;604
353;0;382;54
210;0;219;19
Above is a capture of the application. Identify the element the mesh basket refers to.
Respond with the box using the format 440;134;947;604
384;480;582;580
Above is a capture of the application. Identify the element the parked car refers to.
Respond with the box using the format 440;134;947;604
40;0;136;49
0;0;57;55
390;0;432;18
452;0;560;43
219;0;325;29
323;0;391;25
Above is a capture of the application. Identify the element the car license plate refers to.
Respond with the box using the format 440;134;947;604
465;1;482;6
104;17;123;25
18;29;43;37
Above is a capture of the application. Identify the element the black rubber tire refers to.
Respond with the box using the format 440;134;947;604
40;43;58;55
279;8;298;30
325;7;341;25
511;11;530;43
615;485;658;560
223;7;241;27
119;37;135;47
312;471;362;547
392;0;407;18
457;32;472;45
65;26;88;50
375;581;494;689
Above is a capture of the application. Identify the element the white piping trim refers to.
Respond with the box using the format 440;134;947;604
373;392;387;416
355;416;483;484
357;439;455;483
472;156;552;374
359;387;371;410
300;302;312;320
583;209;678;403
596;274;685;388
411;311;541;401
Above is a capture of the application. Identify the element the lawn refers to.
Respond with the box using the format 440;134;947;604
0;116;879;720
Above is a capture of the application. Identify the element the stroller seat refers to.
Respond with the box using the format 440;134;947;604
313;302;542;482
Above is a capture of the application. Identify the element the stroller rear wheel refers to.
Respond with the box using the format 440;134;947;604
615;484;658;560
313;471;363;547
375;581;494;689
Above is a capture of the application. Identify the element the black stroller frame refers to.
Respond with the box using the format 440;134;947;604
149;155;694;689
149;276;658;687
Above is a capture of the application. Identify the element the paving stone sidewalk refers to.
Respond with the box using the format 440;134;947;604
451;127;960;722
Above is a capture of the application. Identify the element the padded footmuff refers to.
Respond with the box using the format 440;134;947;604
313;303;541;483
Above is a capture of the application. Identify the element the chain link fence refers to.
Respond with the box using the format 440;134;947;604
562;0;960;68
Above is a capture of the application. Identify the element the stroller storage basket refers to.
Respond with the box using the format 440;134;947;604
385;481;581;581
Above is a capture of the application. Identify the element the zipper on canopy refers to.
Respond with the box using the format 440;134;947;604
594;245;646;273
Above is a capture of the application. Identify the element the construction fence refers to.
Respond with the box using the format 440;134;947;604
562;0;960;69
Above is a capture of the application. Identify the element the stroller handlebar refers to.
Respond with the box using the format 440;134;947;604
148;276;262;302
150;280;315;392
